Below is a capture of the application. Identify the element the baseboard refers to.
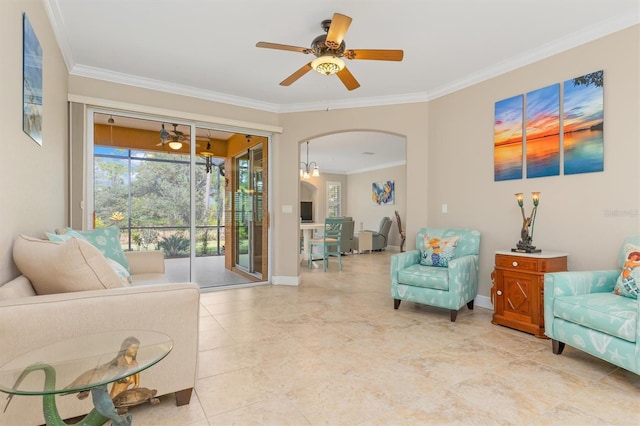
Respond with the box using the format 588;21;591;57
474;294;493;310
271;275;300;286
270;277;495;308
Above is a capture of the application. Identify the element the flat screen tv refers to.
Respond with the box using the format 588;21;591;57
300;201;313;223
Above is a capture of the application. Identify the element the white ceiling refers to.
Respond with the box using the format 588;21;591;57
46;0;639;173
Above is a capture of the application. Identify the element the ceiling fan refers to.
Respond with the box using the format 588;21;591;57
256;13;403;91
157;123;207;150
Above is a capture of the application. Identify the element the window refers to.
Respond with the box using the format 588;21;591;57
327;181;341;217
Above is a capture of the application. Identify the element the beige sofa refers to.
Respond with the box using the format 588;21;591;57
0;246;200;425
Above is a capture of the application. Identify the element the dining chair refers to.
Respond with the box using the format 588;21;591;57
308;218;343;271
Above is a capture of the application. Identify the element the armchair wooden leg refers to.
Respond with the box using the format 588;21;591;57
450;310;458;322
175;388;193;406
394;299;401;309
552;339;565;355
467;300;474;310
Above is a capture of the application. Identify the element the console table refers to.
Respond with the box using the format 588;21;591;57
491;250;567;338
0;330;172;426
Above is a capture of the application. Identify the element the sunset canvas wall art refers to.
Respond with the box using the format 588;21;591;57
526;83;560;178
494;94;523;181
563;70;604;174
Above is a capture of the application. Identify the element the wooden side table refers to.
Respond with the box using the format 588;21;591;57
491;250;567;338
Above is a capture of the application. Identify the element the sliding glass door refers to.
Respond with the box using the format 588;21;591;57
233;143;265;278
85;109;269;288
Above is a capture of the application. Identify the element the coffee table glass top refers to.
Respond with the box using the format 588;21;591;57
0;330;173;396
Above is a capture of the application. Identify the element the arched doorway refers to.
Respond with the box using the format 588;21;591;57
298;131;407;254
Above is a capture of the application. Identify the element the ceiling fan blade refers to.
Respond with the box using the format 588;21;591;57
336;67;360;91
325;13;352;49
256;42;309;54
280;63;313;86
345;49;404;61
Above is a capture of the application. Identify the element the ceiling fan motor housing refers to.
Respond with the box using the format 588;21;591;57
311;34;345;58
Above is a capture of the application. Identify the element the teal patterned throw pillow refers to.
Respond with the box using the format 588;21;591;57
614;243;640;299
420;236;459;267
48;226;130;272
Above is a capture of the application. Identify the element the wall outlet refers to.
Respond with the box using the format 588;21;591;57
442;204;448;213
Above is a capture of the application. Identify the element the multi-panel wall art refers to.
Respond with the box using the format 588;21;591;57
563;71;604;174
494;70;604;181
494;95;523;181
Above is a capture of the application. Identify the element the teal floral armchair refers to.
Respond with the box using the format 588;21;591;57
390;228;481;321
544;235;640;375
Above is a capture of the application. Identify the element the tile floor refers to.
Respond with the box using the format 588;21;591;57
127;250;640;425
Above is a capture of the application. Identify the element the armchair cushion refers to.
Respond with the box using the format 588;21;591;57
553;293;636;342
398;264;449;290
419;235;459;267
613;243;640;299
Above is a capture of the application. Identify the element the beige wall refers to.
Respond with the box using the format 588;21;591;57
346;164;406;247
3;3;637;302
279;26;639;295
0;0;68;283
427;25;640;301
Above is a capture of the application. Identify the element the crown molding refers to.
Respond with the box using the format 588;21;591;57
43;0;74;72
319;160;407;175
69;64;282;113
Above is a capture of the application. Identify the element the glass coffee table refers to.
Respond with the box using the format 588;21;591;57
0;330;173;426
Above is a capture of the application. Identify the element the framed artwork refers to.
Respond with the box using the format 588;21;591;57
372;180;394;205
23;13;43;146
494;94;523;181
563;70;604;174
526;83;560;178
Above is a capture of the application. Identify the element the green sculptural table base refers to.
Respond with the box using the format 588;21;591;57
8;363;132;426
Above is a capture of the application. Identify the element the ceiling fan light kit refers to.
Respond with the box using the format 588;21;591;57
168;141;183;150
256;12;403;91
311;55;345;75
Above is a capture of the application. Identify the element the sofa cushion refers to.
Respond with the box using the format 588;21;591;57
13;235;124;295
398;264;449;290
0;276;36;300
107;258;132;285
420;235;459;267
48;226;130;272
613;243;640;299
553;293;637;343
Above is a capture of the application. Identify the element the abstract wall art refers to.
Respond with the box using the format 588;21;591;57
372;180;394;205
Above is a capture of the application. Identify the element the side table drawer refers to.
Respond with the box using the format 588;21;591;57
495;255;540;272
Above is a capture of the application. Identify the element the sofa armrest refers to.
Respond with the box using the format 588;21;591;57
0;283;199;425
390;250;420;281
544;270;619;297
543;270;619;338
125;250;165;275
447;254;479;298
